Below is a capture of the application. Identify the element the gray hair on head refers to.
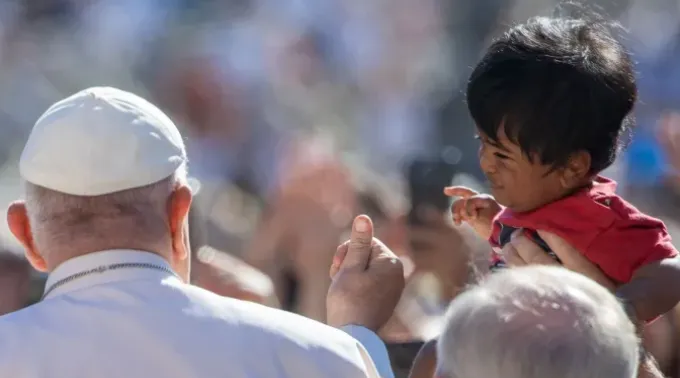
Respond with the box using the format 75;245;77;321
24;164;189;255
436;265;639;378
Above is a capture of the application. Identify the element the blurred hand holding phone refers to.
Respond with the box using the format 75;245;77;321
406;157;458;226
402;156;472;303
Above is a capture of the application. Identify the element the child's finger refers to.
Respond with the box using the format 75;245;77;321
465;197;491;219
444;186;479;198
451;199;466;219
461;198;479;220
463;198;476;219
451;209;463;225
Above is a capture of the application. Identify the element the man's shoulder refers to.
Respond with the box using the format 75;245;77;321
0;301;49;329
0;284;370;375
181;284;367;355
0;304;49;364
176;284;371;372
183;283;355;340
0;283;358;349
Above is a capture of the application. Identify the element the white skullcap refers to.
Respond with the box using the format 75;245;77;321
19;87;187;196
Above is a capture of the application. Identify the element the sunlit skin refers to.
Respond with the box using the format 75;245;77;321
475;127;591;212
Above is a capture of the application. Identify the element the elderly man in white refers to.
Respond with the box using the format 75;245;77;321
435;265;640;378
0;87;403;378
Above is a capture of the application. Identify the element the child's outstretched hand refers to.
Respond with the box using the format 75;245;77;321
444;186;502;240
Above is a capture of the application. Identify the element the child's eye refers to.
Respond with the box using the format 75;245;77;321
494;152;510;160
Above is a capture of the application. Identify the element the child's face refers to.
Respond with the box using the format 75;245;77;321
476;128;574;213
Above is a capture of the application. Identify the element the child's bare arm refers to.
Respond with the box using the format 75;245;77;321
616;256;680;323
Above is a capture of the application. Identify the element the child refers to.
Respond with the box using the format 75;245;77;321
445;14;680;323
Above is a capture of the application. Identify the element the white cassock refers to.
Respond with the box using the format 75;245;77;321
0;250;394;378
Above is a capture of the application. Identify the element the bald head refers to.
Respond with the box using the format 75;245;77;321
436;266;639;378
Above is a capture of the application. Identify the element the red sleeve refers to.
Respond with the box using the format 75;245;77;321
586;208;678;284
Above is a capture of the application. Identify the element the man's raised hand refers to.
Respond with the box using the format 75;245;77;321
327;215;405;332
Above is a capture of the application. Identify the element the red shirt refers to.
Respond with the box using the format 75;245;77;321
489;176;678;283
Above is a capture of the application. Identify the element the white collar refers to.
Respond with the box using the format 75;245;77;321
43;250;179;300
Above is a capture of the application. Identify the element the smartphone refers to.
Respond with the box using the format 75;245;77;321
406;158;458;226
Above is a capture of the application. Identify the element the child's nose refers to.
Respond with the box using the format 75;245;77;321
479;148;496;174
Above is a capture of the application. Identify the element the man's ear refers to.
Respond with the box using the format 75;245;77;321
7;201;47;272
168;185;192;262
560;151;592;188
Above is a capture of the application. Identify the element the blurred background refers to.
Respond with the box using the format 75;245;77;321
3;0;680;376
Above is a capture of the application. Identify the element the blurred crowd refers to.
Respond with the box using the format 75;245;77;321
4;0;680;376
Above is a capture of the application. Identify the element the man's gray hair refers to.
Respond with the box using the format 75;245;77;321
437;266;639;378
24;165;188;254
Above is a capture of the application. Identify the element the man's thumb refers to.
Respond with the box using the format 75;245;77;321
342;215;374;269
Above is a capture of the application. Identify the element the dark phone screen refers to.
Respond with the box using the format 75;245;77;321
407;158;458;225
